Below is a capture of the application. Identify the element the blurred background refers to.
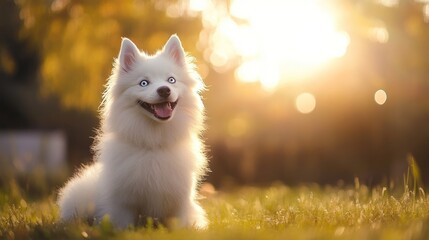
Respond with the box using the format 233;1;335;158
1;0;429;195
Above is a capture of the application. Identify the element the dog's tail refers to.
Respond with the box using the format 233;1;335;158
57;162;101;222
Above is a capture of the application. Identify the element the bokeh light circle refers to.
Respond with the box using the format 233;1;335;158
295;92;316;114
374;89;387;105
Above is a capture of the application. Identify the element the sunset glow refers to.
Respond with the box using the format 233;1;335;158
192;0;350;91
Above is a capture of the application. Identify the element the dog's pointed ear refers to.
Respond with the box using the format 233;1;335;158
163;34;186;66
119;38;140;72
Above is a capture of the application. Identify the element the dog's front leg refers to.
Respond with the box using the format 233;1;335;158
178;200;208;229
106;204;135;229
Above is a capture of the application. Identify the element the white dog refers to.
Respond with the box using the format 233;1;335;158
57;35;208;229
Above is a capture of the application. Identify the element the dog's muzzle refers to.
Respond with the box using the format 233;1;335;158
137;100;178;120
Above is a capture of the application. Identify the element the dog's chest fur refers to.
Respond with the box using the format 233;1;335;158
99;137;195;217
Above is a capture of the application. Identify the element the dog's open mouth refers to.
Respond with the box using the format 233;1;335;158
137;100;178;120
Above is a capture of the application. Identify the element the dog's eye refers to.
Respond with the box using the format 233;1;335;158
167;77;176;84
139;80;149;87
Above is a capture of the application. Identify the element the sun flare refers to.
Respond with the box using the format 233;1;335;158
192;0;350;91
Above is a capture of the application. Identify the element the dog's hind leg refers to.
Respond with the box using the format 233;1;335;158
57;163;101;221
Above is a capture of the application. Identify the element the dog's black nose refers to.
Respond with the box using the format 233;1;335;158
157;86;171;98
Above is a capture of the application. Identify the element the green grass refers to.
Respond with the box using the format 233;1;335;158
1;183;429;240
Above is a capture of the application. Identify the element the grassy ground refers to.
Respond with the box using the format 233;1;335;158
1;182;429;240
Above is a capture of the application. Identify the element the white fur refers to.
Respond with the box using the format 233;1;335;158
57;35;208;229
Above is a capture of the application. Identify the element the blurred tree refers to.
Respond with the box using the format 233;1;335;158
15;0;201;110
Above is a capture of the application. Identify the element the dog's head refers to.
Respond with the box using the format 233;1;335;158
100;35;205;146
106;35;203;123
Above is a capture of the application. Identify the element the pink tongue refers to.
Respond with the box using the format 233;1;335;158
154;103;173;118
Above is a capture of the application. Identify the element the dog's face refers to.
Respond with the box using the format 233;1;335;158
113;35;198;123
102;35;204;146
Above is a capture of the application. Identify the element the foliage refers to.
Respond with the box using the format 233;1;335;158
15;0;201;109
1;184;429;240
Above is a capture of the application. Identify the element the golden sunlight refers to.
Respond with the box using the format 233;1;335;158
228;116;250;137
194;0;350;91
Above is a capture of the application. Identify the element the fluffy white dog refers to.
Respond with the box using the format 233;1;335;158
57;35;208;229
